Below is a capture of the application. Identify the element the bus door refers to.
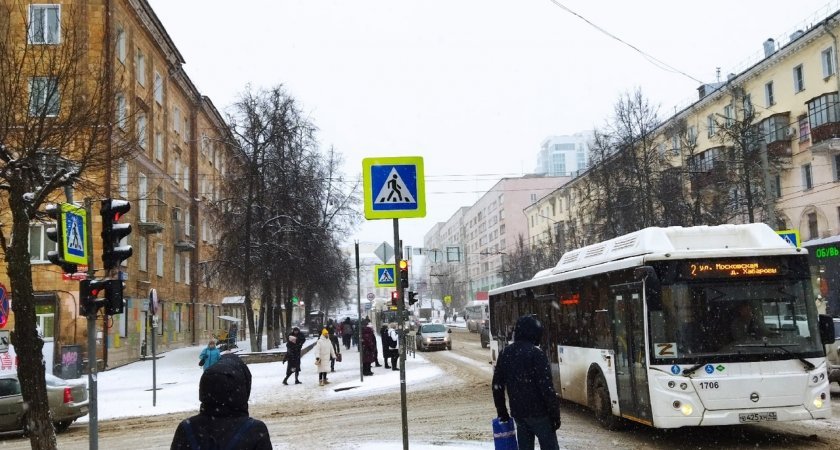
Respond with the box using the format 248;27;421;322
609;282;652;425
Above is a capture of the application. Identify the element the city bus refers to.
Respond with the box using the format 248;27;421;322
488;224;835;429
464;300;489;333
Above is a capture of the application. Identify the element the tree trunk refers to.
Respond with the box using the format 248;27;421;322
7;197;58;449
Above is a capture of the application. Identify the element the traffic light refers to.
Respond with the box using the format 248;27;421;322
398;259;409;289
45;204;77;274
391;291;399;307
104;279;125;315
101;199;132;271
408;291;418;306
79;278;108;316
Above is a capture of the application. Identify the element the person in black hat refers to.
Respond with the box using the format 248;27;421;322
171;354;272;449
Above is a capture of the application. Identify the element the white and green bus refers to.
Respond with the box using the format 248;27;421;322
489;224;835;429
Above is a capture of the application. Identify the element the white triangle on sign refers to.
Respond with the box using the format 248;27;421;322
374;168;415;205
379;269;394;284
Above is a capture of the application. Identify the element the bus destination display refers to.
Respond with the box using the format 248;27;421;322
681;260;780;279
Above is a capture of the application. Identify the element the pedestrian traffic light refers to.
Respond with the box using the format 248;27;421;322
391;291;399;307
79;278;108;316
398;259;408;289
408;291;418;306
104;279;125;315
45;204;77;274
101;199;132;271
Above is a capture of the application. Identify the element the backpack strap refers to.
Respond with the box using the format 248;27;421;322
224;418;257;450
183;419;200;450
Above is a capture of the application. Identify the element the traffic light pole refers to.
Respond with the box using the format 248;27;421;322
393;219;409;450
85;198;99;449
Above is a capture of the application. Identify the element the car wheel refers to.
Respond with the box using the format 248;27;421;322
53;420;73;433
591;374;621;430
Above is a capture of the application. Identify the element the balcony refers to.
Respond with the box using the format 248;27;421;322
809;123;840;154
807;92;840;154
172;220;196;252
760;113;793;159
138;203;166;234
688;150;729;193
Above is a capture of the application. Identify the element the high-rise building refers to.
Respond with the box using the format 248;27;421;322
535;132;592;177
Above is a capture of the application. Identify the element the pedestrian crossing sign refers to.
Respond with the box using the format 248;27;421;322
776;229;800;247
60;203;88;265
374;264;397;288
363;156;425;219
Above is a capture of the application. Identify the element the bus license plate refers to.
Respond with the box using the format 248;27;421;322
738;412;777;423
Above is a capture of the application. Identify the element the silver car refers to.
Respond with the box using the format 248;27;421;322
827;318;840;386
415;323;452;351
0;372;88;433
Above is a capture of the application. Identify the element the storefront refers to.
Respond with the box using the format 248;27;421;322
802;235;840;316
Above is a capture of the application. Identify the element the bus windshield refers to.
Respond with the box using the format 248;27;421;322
649;279;823;363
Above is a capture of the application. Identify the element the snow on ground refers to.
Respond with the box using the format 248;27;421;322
81;334;447;422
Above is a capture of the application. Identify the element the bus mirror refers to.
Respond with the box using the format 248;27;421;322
818;314;836;345
634;266;662;309
634;266;658;284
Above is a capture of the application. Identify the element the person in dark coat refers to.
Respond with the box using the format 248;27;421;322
171;354;272;449
282;327;304;385
361;324;377;375
341;317;353;350
492;315;560;450
379;325;392;369
328;324;341;372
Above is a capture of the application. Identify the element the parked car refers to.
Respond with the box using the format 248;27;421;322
827;317;840;386
0;372;88;434
480;323;490;349
415;323;452;351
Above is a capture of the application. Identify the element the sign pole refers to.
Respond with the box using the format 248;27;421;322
355;241;363;382
149;288;158;406
84;198;98;450
394;219;409;449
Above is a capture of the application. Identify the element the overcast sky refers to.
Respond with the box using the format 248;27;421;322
148;0;837;249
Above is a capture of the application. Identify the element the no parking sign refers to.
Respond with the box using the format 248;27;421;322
0;283;9;328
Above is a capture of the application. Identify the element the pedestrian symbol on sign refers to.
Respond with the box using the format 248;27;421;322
374;264;397;288
375;169;416;205
379;270;394;284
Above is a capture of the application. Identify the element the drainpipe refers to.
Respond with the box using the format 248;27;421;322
824;19;840;94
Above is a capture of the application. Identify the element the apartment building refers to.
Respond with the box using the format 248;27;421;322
4;0;241;371
423;176;570;308
535;132;592;177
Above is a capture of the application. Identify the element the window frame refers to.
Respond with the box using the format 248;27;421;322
765;81;775;106
154;132;163;161
29;77;60;117
115;92;127;129
28;224;56;262
793;64;805;92
823;47;835;79
116;25;126;63
136;49;146;86
156;242;164;277
802;163;814;190
136;112;147;149
153;71;163;104
706;114;717;137
28;4;60;45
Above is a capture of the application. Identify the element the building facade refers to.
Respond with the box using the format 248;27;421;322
535;133;591;177
3;0;241;371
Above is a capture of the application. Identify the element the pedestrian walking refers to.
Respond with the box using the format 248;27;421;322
282;327;304;385
492;315;561;450
386;323;400;371
361;323;377;375
341;317;353;350
380;325;392;368
198;339;221;371
351;319;360;348
171;354;272;449
314;328;336;386
328;324;341;372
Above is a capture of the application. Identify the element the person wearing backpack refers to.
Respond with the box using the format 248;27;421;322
171;354;272;449
386;322;400;371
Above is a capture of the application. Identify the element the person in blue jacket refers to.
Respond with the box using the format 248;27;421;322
492;315;561;450
199;339;221;371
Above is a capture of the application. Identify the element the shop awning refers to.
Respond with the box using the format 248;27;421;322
221;296;245;304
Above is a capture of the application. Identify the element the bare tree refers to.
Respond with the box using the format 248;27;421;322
0;3;135;448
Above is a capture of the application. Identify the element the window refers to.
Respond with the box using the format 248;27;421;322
185;256;191;285
183;166;190;191
29;224;56;262
742;94;753;117
154;132;163;161
174;253;181;283
175;304;182;333
687;126;697;145
706;114;717;137
808;93;840;128
185;210;191;236
139;235;147;271
29;4;60;44
808;212;818;240
823;47;835;78
793;65;805;92
202;219;208;242
118;160;129;198
834;154;840;181
153;71;163;104
136;113;147;148
116;26;126;63
156;243;164;277
760;114;789;143
671;134;680;153
798;114;810;142
723;105;734;127
136;49;146;86
29;77;59;117
802;163;813;190
115;93;126;129
774;174;782;198
138;172;148;221
173;107;181;134
174;158;181;185
184;118;190;142
764;81;775;106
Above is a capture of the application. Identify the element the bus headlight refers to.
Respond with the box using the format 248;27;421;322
814;393;827;409
680;403;694;416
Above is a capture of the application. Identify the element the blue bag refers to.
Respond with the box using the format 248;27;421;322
492;417;517;450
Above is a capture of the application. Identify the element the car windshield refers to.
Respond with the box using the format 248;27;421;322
421;324;446;333
649;279;823;363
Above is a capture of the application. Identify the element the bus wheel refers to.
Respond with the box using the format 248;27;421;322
591;375;620;430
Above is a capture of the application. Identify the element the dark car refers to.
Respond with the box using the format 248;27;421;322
0;372;88;433
480;323;490;348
